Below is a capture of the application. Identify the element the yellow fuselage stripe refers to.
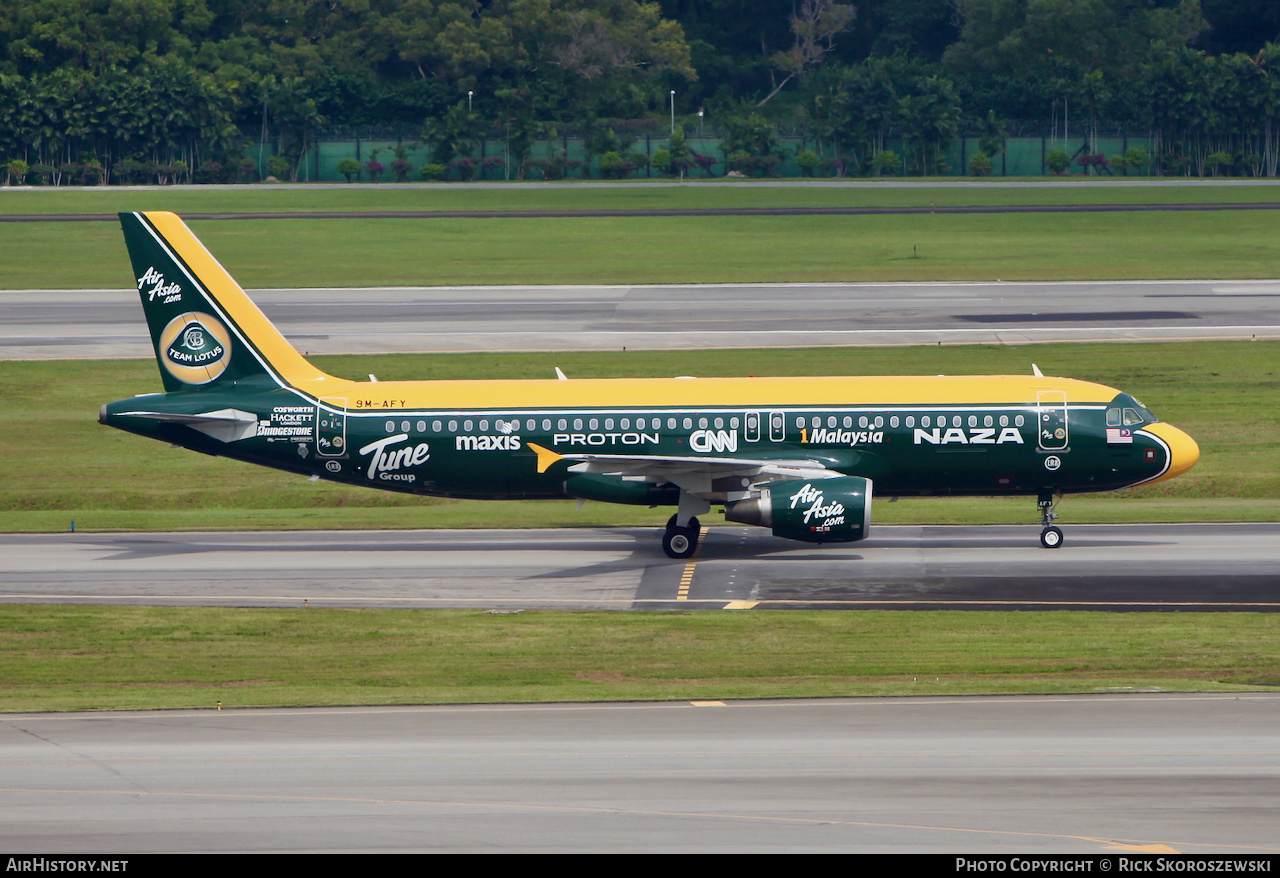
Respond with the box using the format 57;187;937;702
290;375;1120;412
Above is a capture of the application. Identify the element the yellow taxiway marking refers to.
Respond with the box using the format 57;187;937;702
675;527;709;601
689;701;727;707
723;600;759;610
1104;843;1183;853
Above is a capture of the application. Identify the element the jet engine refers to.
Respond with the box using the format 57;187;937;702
724;476;872;543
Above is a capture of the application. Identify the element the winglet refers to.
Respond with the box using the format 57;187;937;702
527;442;564;474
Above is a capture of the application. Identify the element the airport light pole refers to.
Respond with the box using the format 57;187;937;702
468;91;473;112
670;91;675;134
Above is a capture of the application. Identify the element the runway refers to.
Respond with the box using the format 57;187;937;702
3;523;1277;610
3;279;1280;360
3;694;1278;853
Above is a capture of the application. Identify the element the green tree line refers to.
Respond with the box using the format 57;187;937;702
3;0;1280;181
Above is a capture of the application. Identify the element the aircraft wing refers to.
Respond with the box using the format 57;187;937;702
527;443;843;495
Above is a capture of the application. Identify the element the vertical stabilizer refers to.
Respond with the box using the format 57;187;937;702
119;211;330;392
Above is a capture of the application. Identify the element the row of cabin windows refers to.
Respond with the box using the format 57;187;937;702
384;416;745;434
382;412;1027;435
794;414;1026;430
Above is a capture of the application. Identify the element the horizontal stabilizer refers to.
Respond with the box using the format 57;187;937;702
115;408;260;443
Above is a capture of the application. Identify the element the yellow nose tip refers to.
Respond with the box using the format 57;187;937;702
1143;422;1200;483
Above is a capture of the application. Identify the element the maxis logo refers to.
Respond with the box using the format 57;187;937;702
914;427;1024;446
456;435;522;451
360;434;429;482
137;266;183;304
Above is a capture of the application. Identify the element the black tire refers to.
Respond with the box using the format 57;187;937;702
1040;526;1064;549
662;527;698;559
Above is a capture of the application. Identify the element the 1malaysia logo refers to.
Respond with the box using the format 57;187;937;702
157;312;231;384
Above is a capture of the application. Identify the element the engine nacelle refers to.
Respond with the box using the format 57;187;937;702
724;476;872;543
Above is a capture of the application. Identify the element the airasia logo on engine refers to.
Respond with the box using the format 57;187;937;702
787;482;846;529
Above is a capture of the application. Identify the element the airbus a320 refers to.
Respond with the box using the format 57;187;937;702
101;212;1200;558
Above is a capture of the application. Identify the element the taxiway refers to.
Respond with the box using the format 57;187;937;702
3;523;1276;610
3;279;1279;360
3;694;1278;853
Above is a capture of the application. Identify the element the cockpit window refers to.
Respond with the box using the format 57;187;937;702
1108;393;1160;427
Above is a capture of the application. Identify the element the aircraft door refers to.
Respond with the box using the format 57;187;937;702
769;411;786;442
316;397;348;457
1037;391;1068;451
745;411;761;442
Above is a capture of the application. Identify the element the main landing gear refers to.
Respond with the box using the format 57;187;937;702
1038;493;1063;549
662;514;701;559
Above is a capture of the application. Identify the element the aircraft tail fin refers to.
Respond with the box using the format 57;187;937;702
119;211;330;392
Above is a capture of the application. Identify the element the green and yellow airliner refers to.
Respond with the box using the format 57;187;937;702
101;211;1200;558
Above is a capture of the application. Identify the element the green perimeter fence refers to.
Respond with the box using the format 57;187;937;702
282;134;1156;183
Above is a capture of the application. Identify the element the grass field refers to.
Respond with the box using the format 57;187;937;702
3;181;1280;287
2;341;1275;533
2;606;1276;713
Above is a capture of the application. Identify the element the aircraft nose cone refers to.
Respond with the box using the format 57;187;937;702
1144;422;1200;483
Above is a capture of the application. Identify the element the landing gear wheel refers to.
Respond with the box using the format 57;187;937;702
662;527;698;559
1040;526;1064;549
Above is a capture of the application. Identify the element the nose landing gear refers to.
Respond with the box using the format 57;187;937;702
1038;493;1063;548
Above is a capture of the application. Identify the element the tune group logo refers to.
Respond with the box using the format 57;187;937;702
157;312;232;384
